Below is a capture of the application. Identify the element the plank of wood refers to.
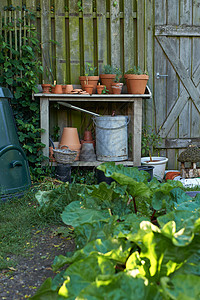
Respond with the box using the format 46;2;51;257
26;0;36;11
156;35;200;112
110;0;120;67
82;0;94;67
55;0;66;84
155;25;200;36
132;99;143;166
159;89;189;137
96;0;107;74
158;138;200;149
137;0;145;69
179;0;192;140
144;0;154;129
69;0;80;84
191;0;200;138
41;0;51;84
124;0;134;71
165;0;179;169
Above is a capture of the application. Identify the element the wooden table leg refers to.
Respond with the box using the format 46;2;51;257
132;98;142;166
40;98;49;161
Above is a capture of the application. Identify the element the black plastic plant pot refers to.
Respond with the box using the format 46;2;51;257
55;163;71;183
137;165;154;181
96;169;115;185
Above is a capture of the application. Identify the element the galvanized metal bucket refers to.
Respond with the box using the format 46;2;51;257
93;115;129;161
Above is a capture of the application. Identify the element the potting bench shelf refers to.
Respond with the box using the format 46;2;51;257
35;87;151;166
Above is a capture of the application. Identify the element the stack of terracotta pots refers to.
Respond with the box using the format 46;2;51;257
81;130;95;148
59;127;81;161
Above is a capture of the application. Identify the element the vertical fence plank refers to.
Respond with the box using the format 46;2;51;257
69;0;80;84
144;0;154;133
165;0;179;169
124;0;134;72
96;0;107;73
179;0;192;144
110;0;120;67
154;0;167;160
82;0;94;67
55;0;66;84
137;0;145;69
191;0;200;139
41;0;51;84
26;0;36;11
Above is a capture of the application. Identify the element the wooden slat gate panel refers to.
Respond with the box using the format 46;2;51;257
146;0;200;169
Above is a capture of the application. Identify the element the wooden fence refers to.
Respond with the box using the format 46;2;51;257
2;0;200;169
0;0;142;85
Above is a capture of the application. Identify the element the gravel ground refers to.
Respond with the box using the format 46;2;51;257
0;227;75;299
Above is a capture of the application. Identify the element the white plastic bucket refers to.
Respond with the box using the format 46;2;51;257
141;156;168;181
94;116;129;161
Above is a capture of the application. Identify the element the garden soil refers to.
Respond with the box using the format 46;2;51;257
0;226;75;299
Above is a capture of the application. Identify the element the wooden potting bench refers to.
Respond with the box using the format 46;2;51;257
35;86;151;167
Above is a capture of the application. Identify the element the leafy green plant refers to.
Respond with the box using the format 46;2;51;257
125;66;148;75
114;67;122;83
0;8;48;180
77;0;83;12
85;62;97;76
32;162;200;299
142;126;162;161
101;86;109;94
102;64;120;75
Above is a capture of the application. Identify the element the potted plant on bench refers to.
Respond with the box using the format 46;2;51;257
100;64;122;94
141;126;168;181
79;63;99;94
124;66;149;94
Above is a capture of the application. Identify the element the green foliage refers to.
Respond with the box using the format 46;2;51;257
101;86;109;94
0;9;47;180
32;163;200;299
125;66;148;75
85;62;97;76
102;64;121;75
77;0;83;12
142;126;162;160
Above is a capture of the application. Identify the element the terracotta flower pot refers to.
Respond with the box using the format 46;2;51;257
60;127;80;145
99;74;116;94
84;84;93;95
41;84;51;93
96;84;105;94
83;130;93;141
79;76;99;94
59;127;81;161
54;84;63;94
128;74;149;94
111;82;123;94
63;84;73;94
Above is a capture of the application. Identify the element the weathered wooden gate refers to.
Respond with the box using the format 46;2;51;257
146;0;200;169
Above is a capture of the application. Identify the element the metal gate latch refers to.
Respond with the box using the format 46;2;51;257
156;72;168;79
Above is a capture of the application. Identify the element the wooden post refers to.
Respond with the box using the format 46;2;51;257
110;0;120;67
132;98;143;166
69;0;80;84
96;1;107;74
55;0;67;84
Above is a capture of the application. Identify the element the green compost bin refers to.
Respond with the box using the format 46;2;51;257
0;87;31;200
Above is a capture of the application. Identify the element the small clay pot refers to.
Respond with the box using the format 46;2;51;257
84;130;93;141
41;84;51;93
63;84;73;94
54;84;63;94
97;85;105;94
84;84;93;95
111;83;123;94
